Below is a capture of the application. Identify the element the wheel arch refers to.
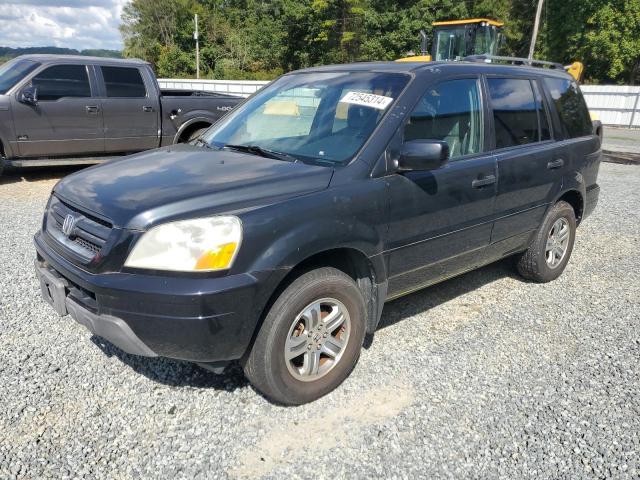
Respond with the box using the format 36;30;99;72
173;117;213;144
556;189;585;225
245;246;388;361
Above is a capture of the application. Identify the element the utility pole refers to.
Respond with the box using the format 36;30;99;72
194;14;200;79
528;0;544;61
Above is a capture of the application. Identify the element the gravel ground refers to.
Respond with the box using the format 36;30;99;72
0;163;638;479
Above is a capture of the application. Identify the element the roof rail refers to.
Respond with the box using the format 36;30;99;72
463;54;564;70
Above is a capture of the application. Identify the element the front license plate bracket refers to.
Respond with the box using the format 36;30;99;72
35;260;69;316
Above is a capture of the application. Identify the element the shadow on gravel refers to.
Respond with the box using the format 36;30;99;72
377;258;522;331
0;165;89;186
86;258;522;391
90;336;249;392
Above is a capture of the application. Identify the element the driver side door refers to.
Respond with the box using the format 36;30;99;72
385;76;498;297
11;64;104;157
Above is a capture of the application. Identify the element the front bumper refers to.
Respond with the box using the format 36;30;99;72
35;231;284;363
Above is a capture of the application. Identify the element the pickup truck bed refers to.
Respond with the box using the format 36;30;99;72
158;90;241;146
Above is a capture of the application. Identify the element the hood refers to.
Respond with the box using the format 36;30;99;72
54;144;333;230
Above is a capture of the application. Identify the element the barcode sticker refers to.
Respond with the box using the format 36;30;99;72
339;91;394;110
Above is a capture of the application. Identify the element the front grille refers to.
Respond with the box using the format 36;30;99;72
46;196;112;261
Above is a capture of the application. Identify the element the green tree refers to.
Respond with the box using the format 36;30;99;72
119;0;640;84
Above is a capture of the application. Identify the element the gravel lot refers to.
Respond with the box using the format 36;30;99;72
1;162;638;479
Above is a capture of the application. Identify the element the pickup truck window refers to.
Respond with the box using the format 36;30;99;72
0;58;40;94
101;66;146;98
404;78;483;159
203;71;409;165
32;65;91;101
488;77;539;149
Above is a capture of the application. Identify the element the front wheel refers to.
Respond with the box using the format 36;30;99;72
516;200;577;283
243;267;366;405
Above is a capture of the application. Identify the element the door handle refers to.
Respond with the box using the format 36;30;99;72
472;175;496;188
142;106;154;112
85;105;99;114
547;159;564;170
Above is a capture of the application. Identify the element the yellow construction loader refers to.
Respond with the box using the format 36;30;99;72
396;18;601;139
397;18;584;83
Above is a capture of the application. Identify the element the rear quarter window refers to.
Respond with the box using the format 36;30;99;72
543;77;592;138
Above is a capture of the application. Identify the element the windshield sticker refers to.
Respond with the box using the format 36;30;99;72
339;91;394;110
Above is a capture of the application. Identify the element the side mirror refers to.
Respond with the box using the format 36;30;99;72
20;85;38;105
398;140;449;172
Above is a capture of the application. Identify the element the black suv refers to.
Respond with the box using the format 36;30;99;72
34;60;601;404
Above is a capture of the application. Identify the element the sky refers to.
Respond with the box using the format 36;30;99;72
0;0;127;51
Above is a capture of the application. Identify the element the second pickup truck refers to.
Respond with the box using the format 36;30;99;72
0;54;243;173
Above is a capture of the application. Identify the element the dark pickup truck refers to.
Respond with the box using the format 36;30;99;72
0;55;242;173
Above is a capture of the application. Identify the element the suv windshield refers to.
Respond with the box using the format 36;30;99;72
202;71;409;165
0;58;40;94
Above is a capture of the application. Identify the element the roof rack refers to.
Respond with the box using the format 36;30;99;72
463;54;564;70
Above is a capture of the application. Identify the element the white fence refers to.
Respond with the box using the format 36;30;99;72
581;85;640;128
157;78;268;98
159;79;640;128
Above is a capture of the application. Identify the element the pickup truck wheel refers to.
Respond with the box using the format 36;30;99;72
516;201;576;283
187;127;208;141
243;267;366;405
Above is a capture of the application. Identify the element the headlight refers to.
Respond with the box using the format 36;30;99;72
125;216;242;272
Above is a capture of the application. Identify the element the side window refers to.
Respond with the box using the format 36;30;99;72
532;81;551;141
543;77;592;138
404;78;483;159
31;65;91;101
487;77;538;148
101;66;147;98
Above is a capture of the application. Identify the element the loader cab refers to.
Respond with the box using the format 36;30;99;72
432;18;504;61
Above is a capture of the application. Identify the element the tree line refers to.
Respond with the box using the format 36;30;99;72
120;0;640;85
0;46;121;65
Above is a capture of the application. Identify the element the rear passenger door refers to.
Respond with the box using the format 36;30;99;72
487;76;564;243
386;76;498;297
97;65;160;153
11;64;104;157
542;77;600;200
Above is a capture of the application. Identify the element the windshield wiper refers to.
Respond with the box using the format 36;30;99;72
224;144;298;163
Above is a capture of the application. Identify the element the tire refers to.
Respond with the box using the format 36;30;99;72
516;200;577;283
187;127;209;142
243;267;366;405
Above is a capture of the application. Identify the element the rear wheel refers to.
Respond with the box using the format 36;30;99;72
243;267;366;405
187;127;209;142
516;200;576;282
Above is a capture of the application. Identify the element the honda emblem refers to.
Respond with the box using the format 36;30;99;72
61;214;76;237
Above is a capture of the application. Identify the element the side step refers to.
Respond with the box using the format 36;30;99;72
5;156;123;168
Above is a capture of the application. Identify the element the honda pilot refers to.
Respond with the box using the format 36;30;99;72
34;60;601;404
